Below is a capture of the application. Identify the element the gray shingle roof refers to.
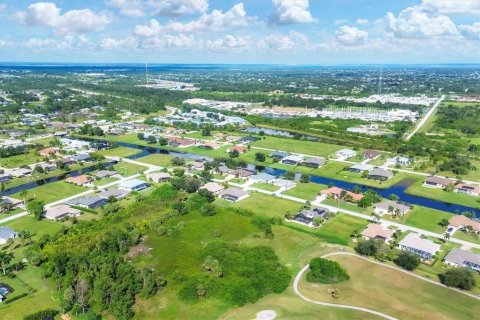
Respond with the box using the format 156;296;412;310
444;248;480;266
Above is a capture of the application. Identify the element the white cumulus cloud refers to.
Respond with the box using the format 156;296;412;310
270;0;314;25
335;26;368;46
356;19;368;25
421;0;480;14
386;6;458;39
107;0;145;17
459;22;480;40
100;36;138;50
206;35;251;51
146;0;208;16
15;2;112;35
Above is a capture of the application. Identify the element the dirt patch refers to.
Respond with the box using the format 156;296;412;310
126;241;152;259
256;310;277;320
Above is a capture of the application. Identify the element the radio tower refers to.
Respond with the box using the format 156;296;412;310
145;62;149;86
377;66;383;94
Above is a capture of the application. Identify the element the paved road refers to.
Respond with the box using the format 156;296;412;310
293;251;480;320
405;95;445;141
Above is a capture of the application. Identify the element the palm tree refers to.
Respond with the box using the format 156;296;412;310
19;190;28;206
387;205;394;215
443;232;451;242
0;251;14;275
371;212;381;223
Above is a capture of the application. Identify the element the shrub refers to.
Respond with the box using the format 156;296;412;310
394;251;421;271
23;309;59;320
439;268;477;290
306;258;350;284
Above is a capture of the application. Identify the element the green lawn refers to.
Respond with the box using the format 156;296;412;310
283;182;327;201
96;146;141;158
1;215;63;240
215;193;302;219
112;162;147;176
137;153;175;167
251;182;280;192
229;178;246;185
404;206;453;233
251;136;346;158
298;254;480;320
0;149;42;168
407;179;480;209
10;181;87;204
92;176;118;186
322;198;372;214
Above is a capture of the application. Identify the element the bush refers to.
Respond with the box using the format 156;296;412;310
394;251;421;271
439;268;477;290
306;258;350;284
23;309;59;320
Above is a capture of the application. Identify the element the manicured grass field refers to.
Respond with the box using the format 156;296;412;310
251;182;279;192
137;153;174;167
404;206;453;233
10;181;87;204
251;136;345;158
312;213;368;246
0;149;42;168
215;193;302;218
2;215;63;239
322;198;372;215
113;161;147;175
283;182;327;201
92;176;118;186
96;146;141;158
298;254;480;320
407;179;480;209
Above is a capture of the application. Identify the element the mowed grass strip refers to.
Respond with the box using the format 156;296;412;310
96;147;141;158
112;162;148;176
299;254;480;320
283;182;327;201
252;136;345;158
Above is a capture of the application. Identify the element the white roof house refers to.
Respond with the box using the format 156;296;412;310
118;179;150;191
0;226;17;244
45;205;81;220
398;233;441;260
200;182;225;194
281;155;305;165
336;149;356;159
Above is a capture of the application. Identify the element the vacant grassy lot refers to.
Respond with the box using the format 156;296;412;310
137;153;175;167
252;136;346;158
96;146;141;158
0;149;42;168
215;193;302;218
283;182;327;201
113;161;147;175
404;206;453;233
92;176;118;186
298;254;480;320
2;215;63;239
10;181;87;204
251;182;279;192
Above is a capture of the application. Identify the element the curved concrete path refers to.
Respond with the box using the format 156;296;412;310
293;251;480;320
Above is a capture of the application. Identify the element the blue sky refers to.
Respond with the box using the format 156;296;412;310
0;0;479;64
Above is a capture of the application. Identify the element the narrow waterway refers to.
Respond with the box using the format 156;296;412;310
105;140;479;217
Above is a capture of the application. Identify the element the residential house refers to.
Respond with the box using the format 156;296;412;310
448;215;480;233
238;136;259;144
444;248;480;272
349;163;373;173
423;176;454;189
200;182;225;194
0;174;12;183
320;187;364;203
363;150;381;160
146;172;171;183
454;183;480;196
39;147;60;157
281;155;304;165
95;170;117;179
387;156;412;166
293;207;330;226
273;179;296;190
189;160;205;171
98;188;129;200
31;162;56;172
249;173;276;183
270;151;290;160
361;224;394;242
336;149;356;160
167;137;196;148
65;175;92;186
198;141;221;150
398;233;441;260
71;153;91;162
9;168;32;178
0;197;22;209
374;200;411;216
232;167;256;178
301;157;325;169
367;168;393;181
0;227;17;245
45;205;81;220
67;196;108;209
220;188;249;202
118;179;150;192
228;145;247;154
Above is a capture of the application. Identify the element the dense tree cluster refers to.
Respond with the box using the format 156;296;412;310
306;258;350;284
439;268;477;290
0;145;32;158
